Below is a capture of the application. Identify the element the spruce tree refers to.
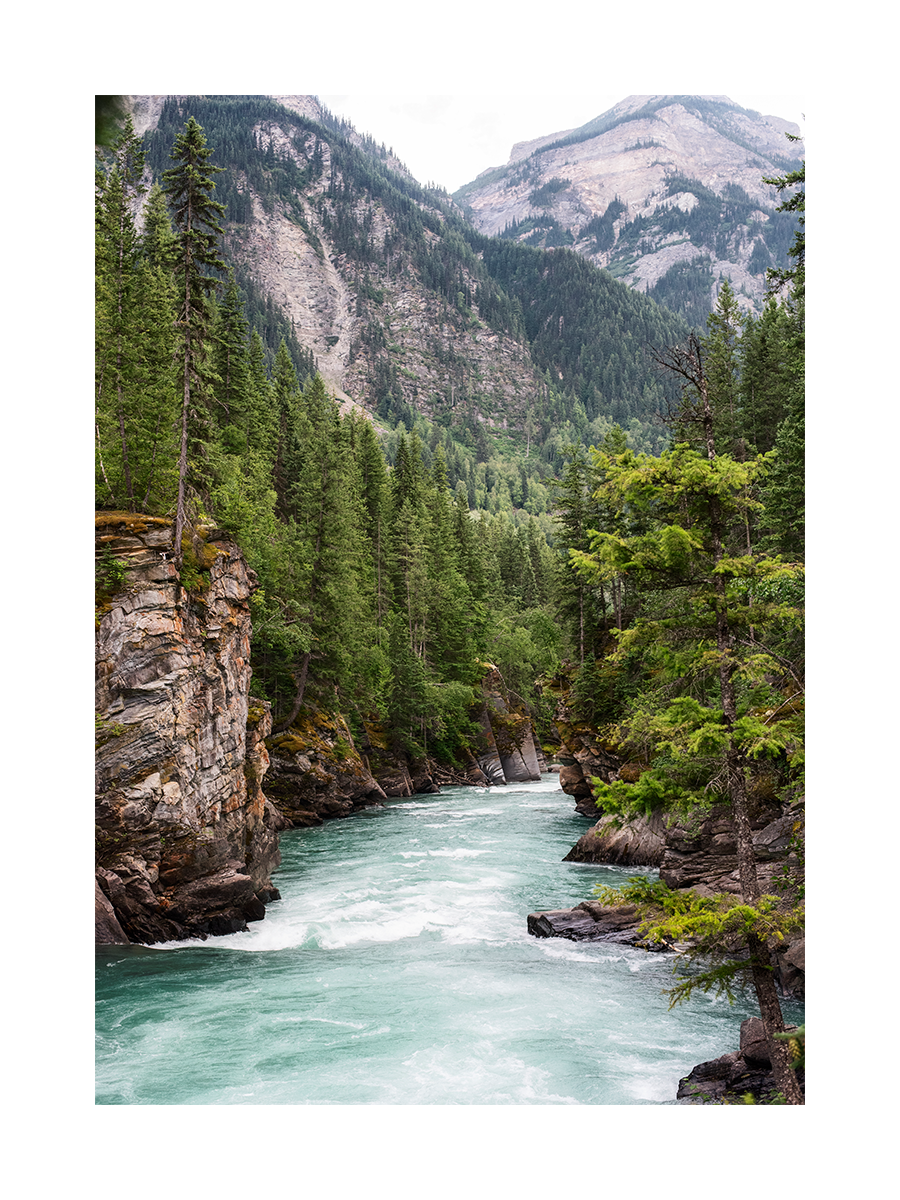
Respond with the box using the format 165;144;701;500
162;116;226;565
575;339;804;1105
702;279;743;457
95;116;147;509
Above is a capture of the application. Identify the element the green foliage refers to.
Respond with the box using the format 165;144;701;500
95;713;127;745
593;875;803;1007
95;547;130;597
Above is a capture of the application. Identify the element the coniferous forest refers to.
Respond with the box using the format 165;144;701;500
96;96;804;1104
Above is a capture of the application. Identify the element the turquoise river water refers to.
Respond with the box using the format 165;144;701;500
95;777;803;1104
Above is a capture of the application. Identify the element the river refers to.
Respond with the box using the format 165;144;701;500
95;776;803;1104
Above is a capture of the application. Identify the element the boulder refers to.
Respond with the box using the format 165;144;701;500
678;1019;804;1104
563;811;666;866
527;901;669;949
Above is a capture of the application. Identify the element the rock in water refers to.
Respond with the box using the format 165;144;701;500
677;1018;804;1104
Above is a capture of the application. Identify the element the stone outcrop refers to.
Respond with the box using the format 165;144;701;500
543;670;804;998
563;811;667;866
659;801;800;897
527;901;669;950
474;668;544;785
95;513;283;944
263;708;495;825
264;711;388;824
542;669;623;815
677;1018;804;1104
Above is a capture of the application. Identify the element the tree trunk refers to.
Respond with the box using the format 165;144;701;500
174;196;192;569
728;751;803;1104
273;651;311;733
698;340;803;1105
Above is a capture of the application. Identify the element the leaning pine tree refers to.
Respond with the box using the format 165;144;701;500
162;115;226;566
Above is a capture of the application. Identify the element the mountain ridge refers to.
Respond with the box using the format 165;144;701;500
454;94;803;322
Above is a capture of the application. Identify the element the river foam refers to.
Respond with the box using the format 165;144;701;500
96;779;803;1104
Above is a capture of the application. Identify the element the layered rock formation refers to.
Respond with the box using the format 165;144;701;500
264;712;388;826
95;513;284;944
543;669;626;815
474;668;545;785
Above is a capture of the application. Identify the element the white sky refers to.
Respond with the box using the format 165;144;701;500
316;94;805;194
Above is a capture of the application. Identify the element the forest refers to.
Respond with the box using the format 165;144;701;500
96;104;804;1100
96;102;802;758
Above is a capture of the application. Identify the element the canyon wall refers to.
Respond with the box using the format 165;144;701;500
95;514;284;944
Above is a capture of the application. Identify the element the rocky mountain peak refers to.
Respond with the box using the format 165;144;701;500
454;94;803;321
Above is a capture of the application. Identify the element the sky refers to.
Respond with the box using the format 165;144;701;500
316;94;805;194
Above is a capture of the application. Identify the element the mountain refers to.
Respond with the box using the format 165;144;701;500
130;93;692;483
453;95;803;326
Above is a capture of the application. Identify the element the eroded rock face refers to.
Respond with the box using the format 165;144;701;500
544;673;622;814
474;668;544;785
659;802;796;895
265;712;388;823
563;811;667;866
95;514;283;944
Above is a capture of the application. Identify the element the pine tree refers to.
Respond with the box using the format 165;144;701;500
162;116;226;564
273;375;375;728
95;116;147;509
211;270;252;451
351;412;394;632
575;338;804;1105
142;182;178;272
702;278;743;457
739;300;793;455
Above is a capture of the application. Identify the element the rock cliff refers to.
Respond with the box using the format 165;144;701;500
95;513;284;944
264;710;388;826
474;668;545;785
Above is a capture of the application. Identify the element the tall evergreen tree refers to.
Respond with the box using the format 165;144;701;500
162;116;226;564
95;116;147;509
702;279;743;457
210;269;252;450
576;337;804;1105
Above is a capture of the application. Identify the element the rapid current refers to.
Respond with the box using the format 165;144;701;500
95;777;803;1104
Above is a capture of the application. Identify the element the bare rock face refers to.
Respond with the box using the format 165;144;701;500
474;668;543;785
659;802;798;896
544;670;623;814
563;811;667;866
95;513;282;944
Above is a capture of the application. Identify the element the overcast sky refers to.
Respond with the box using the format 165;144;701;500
316;94;805;194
